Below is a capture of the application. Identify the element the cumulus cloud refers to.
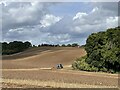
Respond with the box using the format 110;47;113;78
1;2;118;45
73;12;88;20
2;2;50;33
46;2;118;44
40;14;61;27
106;17;118;28
72;2;118;34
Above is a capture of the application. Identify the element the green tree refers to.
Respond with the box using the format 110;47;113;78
62;44;66;47
72;43;79;47
73;27;120;73
67;44;71;47
2;41;32;55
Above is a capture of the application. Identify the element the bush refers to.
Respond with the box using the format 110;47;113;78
100;67;107;72
72;56;99;72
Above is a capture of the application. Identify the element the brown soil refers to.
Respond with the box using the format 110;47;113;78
2;47;86;69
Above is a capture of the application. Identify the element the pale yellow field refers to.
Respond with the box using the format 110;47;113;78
1;47;119;88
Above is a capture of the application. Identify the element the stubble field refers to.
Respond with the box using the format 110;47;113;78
1;47;118;88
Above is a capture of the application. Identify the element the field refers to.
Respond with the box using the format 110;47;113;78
1;47;118;88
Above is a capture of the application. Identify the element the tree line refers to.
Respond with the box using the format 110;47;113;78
72;27;120;73
1;41;80;55
1;41;32;55
37;43;79;47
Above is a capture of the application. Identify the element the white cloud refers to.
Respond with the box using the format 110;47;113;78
47;34;71;44
2;2;49;33
73;12;88;20
71;2;118;35
106;17;118;28
40;14;61;27
91;7;98;13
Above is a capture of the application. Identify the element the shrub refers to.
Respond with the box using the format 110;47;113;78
72;56;98;72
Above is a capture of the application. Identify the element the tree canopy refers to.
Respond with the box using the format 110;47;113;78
2;41;32;55
72;27;120;73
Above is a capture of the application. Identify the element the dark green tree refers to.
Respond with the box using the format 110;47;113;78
72;43;79;47
2;41;32;55
62;44;66;47
73;27;120;73
67;44;71;47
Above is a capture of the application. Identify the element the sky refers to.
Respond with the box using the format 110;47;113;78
1;1;119;45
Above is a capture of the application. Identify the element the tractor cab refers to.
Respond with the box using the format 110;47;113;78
56;64;63;69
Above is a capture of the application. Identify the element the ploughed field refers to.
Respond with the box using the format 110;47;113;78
1;47;118;88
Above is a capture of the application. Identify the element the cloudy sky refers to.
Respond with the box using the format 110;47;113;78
1;1;118;45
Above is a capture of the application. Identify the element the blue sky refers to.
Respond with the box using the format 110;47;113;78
1;2;118;45
48;2;93;17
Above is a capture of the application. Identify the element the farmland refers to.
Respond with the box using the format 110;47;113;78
1;47;118;88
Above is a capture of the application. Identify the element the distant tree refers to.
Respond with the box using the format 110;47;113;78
33;45;37;47
2;42;8;50
72;43;79;47
38;45;41;47
24;41;32;48
54;44;60;47
2;41;32;55
56;44;60;47
62;44;66;47
0;42;1;54
67;44;71;47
